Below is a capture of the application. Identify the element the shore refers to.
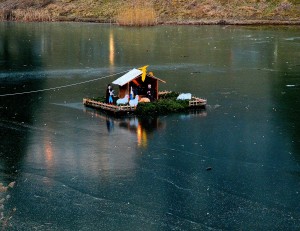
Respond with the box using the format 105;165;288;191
0;0;299;25
163;19;300;25
3;16;300;26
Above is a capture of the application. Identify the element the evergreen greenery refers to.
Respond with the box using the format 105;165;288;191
135;92;190;116
89;91;193;116
135;99;189;115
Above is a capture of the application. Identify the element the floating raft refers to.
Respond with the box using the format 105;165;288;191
83;98;136;114
83;67;206;115
83;92;207;115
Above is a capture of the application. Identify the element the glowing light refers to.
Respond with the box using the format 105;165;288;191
109;31;115;66
137;124;147;147
43;137;54;185
45;141;53;164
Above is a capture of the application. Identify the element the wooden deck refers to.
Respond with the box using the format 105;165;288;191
83;94;207;115
83;98;136;114
189;97;207;107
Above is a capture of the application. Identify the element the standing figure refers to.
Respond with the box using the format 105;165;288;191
129;86;134;100
146;84;154;102
106;84;111;103
109;87;114;104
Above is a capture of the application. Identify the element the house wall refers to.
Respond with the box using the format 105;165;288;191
118;83;129;98
116;76;161;100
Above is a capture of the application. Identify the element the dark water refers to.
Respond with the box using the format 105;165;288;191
0;22;300;230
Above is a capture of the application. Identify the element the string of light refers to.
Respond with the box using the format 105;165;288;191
0;70;129;97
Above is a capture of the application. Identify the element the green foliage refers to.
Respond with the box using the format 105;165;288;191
135;97;189;116
158;91;179;99
135;91;188;116
92;96;105;102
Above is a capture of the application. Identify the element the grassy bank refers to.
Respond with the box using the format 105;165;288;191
0;0;299;24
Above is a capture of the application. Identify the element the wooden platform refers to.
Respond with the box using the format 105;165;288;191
83;98;136;114
83;93;207;115
189;97;207;107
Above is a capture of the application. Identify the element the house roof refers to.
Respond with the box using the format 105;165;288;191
112;68;166;86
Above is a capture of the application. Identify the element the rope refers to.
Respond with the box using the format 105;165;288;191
0;69;129;97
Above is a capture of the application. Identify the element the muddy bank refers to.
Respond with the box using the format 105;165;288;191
163;19;300;25
4;15;299;26
49;17;300;25
2;15;300;26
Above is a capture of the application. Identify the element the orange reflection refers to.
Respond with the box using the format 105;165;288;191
137;123;148;148
83;109;166;149
43;136;54;185
109;31;115;66
45;140;53;164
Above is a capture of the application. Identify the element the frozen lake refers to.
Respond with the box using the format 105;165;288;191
0;22;300;230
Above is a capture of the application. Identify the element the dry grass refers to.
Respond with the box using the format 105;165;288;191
186;0;299;20
0;0;299;23
0;0;54;21
0;9;12;21
116;4;158;26
0;0;53;9
12;8;53;21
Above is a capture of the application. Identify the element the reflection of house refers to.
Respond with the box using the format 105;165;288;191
112;68;166;100
119;117;166;148
84;107;166;148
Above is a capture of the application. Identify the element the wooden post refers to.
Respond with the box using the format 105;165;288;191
155;80;158;100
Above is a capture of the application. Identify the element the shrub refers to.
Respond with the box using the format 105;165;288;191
135;98;189;116
12;9;52;21
158;91;179;99
92;96;106;102
116;5;157;26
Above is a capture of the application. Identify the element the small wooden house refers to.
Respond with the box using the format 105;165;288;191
112;68;166;100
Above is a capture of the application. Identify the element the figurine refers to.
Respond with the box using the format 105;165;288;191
106;84;111;103
129;95;139;107
116;94;129;105
109;87;114;104
146;84;154;101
